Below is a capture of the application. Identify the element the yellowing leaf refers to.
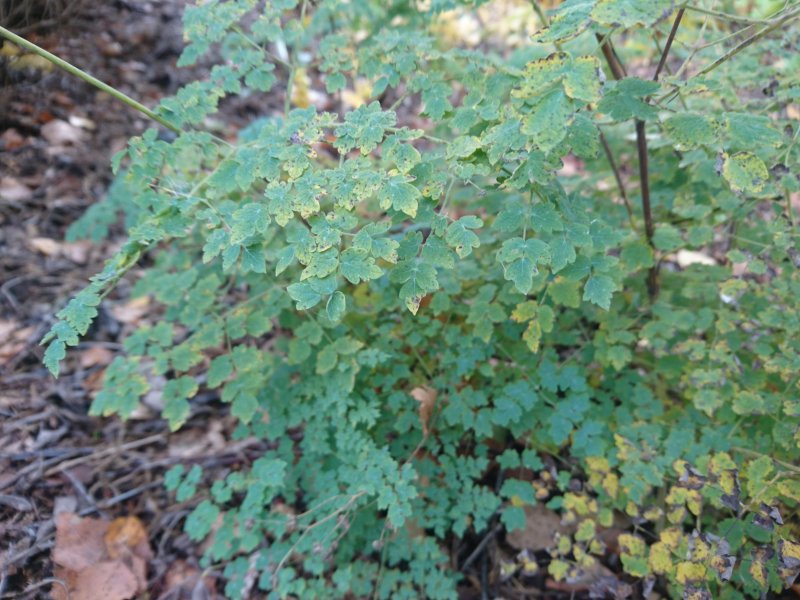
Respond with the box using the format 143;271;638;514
649;541;674;575
548;558;570;581
523;320;542;353
660;527;683;550
721;152;769;194
676;561;706;584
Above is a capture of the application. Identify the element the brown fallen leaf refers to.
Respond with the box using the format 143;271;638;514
41;118;86;146
105;516;149;558
163;560;217;600
0;128;26;150
29;237;61;256
111;296;151;325
506;504;577;551
51;512;152;600
0;322;36;364
28;237;92;263
80;346;114;368
410;386;437;436
0;177;33;202
53;513;109;573
58;561;140;600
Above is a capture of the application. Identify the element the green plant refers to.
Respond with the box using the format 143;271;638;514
19;0;800;597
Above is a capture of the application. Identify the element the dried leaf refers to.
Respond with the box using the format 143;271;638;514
41;119;86;146
0;177;33;202
52;513;152;600
506;504;575;551
410;386;437;436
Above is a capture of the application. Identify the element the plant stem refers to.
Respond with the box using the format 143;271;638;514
530;0;551;29
284;0;310;116
683;4;775;25
597;32;660;298
0;25;180;133
654;8;685;81
595;32;626;79
635;119;659;298
695;6;800;78
659;6;800;108
598;130;638;232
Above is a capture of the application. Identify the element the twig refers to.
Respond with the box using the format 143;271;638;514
683;5;775;25
79;481;163;516
0;449;89;492
694;6;800;78
0;576;67;599
460;523;501;572
530;1;550;28
634;7;686;297
62;469;106;518
654;8;685;82
595;33;626;80
0;26;180;133
43;433;165;476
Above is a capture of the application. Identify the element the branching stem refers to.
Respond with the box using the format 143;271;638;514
596;7;684;299
695;6;800;78
684;4;776;25
654;8;685;82
0;25;180;133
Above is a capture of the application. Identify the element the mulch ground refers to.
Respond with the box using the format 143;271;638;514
0;3;264;597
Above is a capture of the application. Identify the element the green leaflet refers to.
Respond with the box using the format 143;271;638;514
532;0;594;43
390;258;439;314
598;78;660;122
513;52;602;153
287;276;338;310
162;376;199;431
340;248;383;284
445;215;483;258
497;237;552;295
591;0;674;28
334;102;396;154
583;274;617;310
378;175;421;217
663;113;721;151
532;0;675;43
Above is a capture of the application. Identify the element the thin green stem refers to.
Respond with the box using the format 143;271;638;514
284;0;310;116
285;69;296;116
0;25;180;133
439;177;457;216
233;25;292;70
695;6;800;78
683;4;775;25
530;0;549;27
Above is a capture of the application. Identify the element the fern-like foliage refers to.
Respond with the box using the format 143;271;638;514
41;0;800;597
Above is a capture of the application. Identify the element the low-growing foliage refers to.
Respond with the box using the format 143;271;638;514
27;0;800;597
